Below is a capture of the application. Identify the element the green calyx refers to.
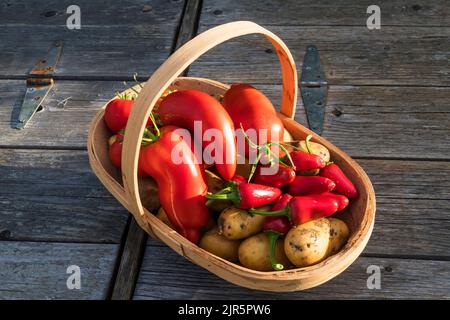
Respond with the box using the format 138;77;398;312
239;123;296;182
206;187;240;205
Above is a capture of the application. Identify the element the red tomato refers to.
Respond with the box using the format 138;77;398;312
222;84;284;158
104;99;134;133
108;134;147;177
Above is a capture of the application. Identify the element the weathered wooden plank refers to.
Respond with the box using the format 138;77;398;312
0;0;184;78
201;0;450;27
359;159;450;201
0;149;129;243
0;80;128;147
111;218;147;300
0;241;118;300
0;0;183;26
1;81;449;160
133;240;450;299
359;160;450;258
227;84;450;160
189;25;450;86
0;25;177;79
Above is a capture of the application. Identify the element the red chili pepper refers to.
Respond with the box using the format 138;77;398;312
272;194;293;211
252;164;296;188
320;163;358;198
315;192;350;211
263;215;291;271
260;194;293;271
250;194;339;225
139;126;209;244
287;176;335;196
229;175;246;185
157;90;237;180
289;151;326;172
207;182;281;209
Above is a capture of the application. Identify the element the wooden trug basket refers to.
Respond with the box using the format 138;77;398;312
87;21;376;292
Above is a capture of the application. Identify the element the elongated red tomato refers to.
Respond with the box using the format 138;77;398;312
222;84;284;158
139;126;209;244
157;90;237;180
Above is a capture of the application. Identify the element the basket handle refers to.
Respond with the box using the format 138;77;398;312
122;21;298;217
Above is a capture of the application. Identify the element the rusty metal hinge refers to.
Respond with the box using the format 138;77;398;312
14;40;63;129
300;45;328;135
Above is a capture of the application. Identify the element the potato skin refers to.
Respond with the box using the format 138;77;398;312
238;233;291;271
284;219;330;268
199;227;241;262
218;207;266;240
299;140;330;163
326;218;350;256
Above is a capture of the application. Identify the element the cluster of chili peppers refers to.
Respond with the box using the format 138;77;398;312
207;132;358;270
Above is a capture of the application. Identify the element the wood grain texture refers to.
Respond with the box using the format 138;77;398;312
1;0;183;26
0;80;135;147
0;149;129;243
190;20;449;86
201;0;450;27
223;84;450;160
0;0;184;78
133;240;450;299
0;241;118;300
357;159;450;257
2;81;449;160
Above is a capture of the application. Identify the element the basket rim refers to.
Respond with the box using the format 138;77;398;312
87;76;376;285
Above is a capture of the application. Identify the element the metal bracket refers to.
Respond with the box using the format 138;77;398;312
14;40;63;129
300;45;328;135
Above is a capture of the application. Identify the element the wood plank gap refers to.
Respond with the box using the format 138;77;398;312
0;238;117;245
106;216;133;299
0;145;87;151
109;0;203;300
2;75;450;88
361;253;450;262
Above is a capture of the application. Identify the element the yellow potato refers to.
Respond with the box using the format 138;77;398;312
299;140;330;163
326;218;350;256
218;206;267;240
283;130;293;143
157;207;215;233
239;233;291;271
284;219;330;268
199;227;241;262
